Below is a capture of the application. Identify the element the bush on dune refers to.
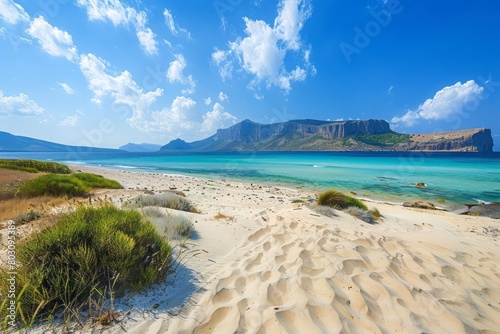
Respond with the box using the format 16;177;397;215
317;190;368;210
0;159;71;174
18;173;123;198
316;190;382;224
72;173;122;189
142;206;193;240
0;205;172;328
128;193;196;212
19;174;90;198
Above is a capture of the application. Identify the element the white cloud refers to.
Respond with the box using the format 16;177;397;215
76;0;158;55
212;49;234;80
0;91;44;116
166;54;196;94
387;85;394;95
163;8;190;38
212;0;313;92
391;80;485;127
204;97;212;105
0;0;29;25
218;91;228;102
26;16;78;61
79;53;163;129
59;114;79;126
58;82;74;94
201;102;237;134
147;96;197;133
274;0;312;50
136;27;158;55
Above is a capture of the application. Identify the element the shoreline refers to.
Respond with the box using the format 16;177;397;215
11;165;500;333
70;162;458;208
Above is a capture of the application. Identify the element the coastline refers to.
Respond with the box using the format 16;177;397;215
19;165;500;333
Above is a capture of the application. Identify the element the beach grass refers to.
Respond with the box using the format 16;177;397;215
127;193;197;213
0;205;172;329
317;190;368;210
141;207;193;240
18;173;122;198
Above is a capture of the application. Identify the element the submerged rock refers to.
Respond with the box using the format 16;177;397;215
415;182;426;188
403;201;436;210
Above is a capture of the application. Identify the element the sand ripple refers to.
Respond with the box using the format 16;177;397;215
164;209;500;334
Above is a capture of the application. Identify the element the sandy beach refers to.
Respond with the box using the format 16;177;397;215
24;166;500;333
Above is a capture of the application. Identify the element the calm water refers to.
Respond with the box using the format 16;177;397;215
1;151;499;205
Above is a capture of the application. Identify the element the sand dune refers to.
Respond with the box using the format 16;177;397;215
27;166;499;334
164;207;500;334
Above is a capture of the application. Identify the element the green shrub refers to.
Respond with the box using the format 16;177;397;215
317;190;368;210
72;173;122;189
128;193;196;212
18;173;123;198
0;205;172;328
141;207;193;240
0;159;71;174
19;174;89;198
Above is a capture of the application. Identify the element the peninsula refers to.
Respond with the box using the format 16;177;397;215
161;119;494;153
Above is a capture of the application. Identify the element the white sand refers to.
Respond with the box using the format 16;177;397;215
36;166;500;333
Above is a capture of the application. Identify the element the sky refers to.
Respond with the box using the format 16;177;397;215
1;0;499;150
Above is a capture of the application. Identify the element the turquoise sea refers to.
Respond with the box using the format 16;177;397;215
1;151;499;205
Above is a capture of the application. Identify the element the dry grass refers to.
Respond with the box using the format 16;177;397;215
0;168;40;201
0;196;78;221
214;212;234;221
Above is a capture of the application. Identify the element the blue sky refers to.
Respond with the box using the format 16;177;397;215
1;0;499;150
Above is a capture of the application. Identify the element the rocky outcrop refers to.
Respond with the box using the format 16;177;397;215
403;128;493;153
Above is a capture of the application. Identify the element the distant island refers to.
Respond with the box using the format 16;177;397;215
161;119;494;153
119;143;163;152
0;119;494;154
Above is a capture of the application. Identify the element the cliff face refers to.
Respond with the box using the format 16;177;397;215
403;128;493;153
210;119;392;143
160;119;494;153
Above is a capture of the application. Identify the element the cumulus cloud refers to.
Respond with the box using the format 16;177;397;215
0;90;44;116
58;82;74;94
201;102;237;134
136;27;158;55
212;0;313;92
163;8;190;38
204;97;212;105
59;114;79;126
76;0;158;55
218;91;228;102
391;80;484;127
146;96;197;133
166;54;196;94
26;16;78;61
0;0;29;24
79;53;163;129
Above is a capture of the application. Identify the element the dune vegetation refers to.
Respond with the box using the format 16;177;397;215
0;205;172;329
0;159;71;174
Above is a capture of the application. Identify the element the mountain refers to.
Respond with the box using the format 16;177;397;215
119;143;162;152
161;119;494;153
0;131;120;153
